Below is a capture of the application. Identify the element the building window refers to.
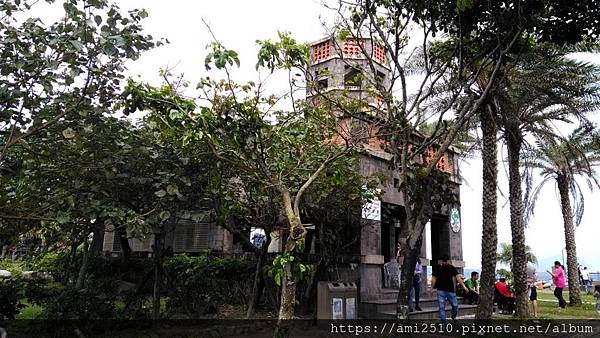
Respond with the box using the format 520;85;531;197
376;71;386;88
317;78;328;90
345;66;362;88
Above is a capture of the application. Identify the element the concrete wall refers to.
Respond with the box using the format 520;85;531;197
360;218;384;301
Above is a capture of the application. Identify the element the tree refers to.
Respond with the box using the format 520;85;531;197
496;242;538;266
488;44;600;314
0;0;157;163
121;33;379;334
334;0;550;319
1;112;213;320
523;125;600;305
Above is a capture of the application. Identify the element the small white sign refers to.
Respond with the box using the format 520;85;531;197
332;298;344;319
345;297;356;319
362;200;381;221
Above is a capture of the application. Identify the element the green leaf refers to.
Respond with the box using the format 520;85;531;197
70;40;84;51
62;128;76;139
154;189;167;198
94;15;102;25
159;210;171;221
56;214;71;224
274;271;282;286
166;184;179;196
169;109;184;120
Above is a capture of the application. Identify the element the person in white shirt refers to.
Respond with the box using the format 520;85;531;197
581;267;591;293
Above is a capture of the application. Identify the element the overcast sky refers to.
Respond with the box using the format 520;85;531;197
71;1;600;270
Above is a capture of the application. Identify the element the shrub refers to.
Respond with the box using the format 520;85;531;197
44;287;117;320
24;279;65;308
28;250;71;276
163;254;254;317
0;278;25;319
0;258;25;277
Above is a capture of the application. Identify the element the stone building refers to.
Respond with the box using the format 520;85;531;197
307;36;467;318
102;218;233;254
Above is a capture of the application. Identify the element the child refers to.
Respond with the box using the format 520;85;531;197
594;285;600;317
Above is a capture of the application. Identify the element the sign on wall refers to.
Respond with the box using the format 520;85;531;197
361;199;381;221
450;208;461;233
332;298;344;319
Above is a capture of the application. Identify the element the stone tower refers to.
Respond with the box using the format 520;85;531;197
307;36;468;318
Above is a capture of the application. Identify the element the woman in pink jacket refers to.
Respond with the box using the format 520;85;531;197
548;261;567;308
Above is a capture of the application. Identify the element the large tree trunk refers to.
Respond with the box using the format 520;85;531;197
556;174;582;305
90;219;105;257
274;190;306;338
116;225;132;263
395;180;431;320
152;235;163;320
246;245;268;319
396;233;424;320
506;126;529;319
476;106;498;319
75;241;89;291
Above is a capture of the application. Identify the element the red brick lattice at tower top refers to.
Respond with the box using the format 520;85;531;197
373;43;387;65
342;38;365;58
424;146;453;174
312;40;332;63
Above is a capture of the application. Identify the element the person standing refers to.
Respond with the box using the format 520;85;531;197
581;267;591;293
409;261;423;311
431;255;468;321
527;262;538;317
464;271;480;305
548;261;567;309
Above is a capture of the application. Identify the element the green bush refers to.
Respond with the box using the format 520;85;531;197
28;250;70;276
163;254;254;317
0;278;25;319
44;287;117;319
24;279;65;308
0;258;25;277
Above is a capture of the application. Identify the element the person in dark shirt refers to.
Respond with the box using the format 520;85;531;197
431;255;468;321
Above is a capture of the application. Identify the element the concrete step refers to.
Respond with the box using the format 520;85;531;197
377;304;478;320
362;296;468;318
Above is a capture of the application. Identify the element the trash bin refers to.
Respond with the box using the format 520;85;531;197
317;281;357;319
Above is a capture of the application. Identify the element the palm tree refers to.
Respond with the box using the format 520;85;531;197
476;101;500;319
522;125;600;305
496;242;538;266
492;44;600;317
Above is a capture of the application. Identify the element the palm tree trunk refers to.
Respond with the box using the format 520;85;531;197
476;106;498;319
556;174;582;305
506;126;529;319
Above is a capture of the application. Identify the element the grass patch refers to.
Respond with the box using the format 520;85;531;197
535;289;599;319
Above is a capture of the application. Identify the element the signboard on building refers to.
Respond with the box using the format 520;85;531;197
450;208;461;233
361;199;381;221
332;298;344;319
